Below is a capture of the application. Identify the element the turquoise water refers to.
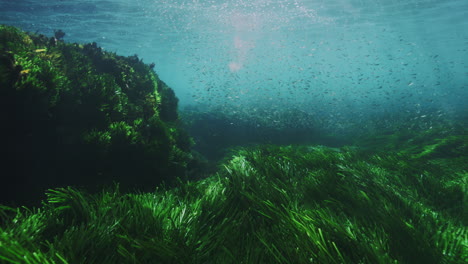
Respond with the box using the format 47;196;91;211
1;0;467;116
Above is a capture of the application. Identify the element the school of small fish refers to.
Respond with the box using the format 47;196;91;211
1;0;466;130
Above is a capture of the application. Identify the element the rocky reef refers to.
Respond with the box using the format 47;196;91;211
0;25;196;205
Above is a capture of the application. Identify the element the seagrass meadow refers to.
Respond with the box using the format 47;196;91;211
1;140;467;263
1;26;467;264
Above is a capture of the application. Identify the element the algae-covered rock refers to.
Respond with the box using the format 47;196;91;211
0;25;194;205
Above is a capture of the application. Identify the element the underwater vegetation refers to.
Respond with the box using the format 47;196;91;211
0;139;466;263
181;102;467;163
181;105;333;161
0;25;197;205
1;25;467;263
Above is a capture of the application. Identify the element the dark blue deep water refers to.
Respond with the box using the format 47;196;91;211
1;0;467;136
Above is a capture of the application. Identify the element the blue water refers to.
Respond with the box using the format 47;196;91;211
1;0;467;120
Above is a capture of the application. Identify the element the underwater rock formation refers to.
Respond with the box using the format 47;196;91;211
0;25;195;205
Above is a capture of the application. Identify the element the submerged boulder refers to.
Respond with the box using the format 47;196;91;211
0;25;194;205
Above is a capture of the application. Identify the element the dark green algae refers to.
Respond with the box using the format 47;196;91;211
0;25;197;205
